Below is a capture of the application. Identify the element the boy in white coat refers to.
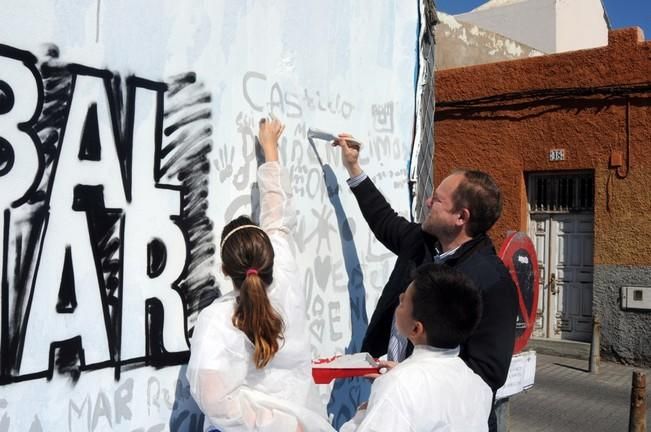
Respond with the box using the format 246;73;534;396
341;264;493;432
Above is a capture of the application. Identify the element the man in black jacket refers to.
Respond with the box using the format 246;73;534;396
334;135;517;431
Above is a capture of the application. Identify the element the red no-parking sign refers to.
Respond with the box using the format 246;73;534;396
499;232;540;354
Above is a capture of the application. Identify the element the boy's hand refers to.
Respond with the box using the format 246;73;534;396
333;133;362;178
258;117;285;162
363;360;398;379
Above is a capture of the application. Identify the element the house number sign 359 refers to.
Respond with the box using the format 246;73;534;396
549;149;565;161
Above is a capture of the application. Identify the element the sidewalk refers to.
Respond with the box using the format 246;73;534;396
509;353;650;432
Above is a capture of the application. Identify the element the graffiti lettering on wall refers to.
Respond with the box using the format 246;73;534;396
0;43;216;386
371;101;394;133
229;71;410;427
242;71;355;120
0;366;200;431
0;38;411;429
232;73;406;354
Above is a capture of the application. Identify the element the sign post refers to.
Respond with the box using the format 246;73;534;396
497;232;540;401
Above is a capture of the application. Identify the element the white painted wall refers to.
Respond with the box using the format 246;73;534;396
556;0;609;53
435;12;543;70
455;0;558;54
0;1;423;430
454;0;608;54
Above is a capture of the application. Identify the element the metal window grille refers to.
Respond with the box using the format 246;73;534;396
412;1;437;223
528;172;594;212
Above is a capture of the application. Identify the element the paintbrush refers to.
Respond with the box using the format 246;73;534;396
307;127;363;150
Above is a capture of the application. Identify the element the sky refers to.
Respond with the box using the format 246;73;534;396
434;0;651;39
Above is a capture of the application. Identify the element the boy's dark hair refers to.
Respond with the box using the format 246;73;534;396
411;263;482;348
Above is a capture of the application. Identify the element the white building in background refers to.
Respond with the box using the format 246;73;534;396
435;11;543;70
453;0;610;54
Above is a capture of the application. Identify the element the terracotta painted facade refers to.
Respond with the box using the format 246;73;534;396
434;28;651;364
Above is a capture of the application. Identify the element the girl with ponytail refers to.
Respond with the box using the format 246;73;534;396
220;215;283;369
187;118;334;432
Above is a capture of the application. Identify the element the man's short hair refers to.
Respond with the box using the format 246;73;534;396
411;264;482;349
452;170;502;237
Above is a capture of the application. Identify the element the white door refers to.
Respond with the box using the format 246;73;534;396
529;213;594;341
528;171;595;342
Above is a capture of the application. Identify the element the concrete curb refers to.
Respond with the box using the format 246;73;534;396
525;337;591;360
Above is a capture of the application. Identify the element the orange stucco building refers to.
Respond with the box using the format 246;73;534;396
434;28;651;365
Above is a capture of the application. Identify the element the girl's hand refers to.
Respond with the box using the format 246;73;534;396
258;117;285;162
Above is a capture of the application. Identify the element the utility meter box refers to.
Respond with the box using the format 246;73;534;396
621;286;651;310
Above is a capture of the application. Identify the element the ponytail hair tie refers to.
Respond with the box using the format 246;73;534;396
246;268;258;277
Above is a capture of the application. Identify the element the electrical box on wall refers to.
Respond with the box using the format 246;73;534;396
621;286;651;310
